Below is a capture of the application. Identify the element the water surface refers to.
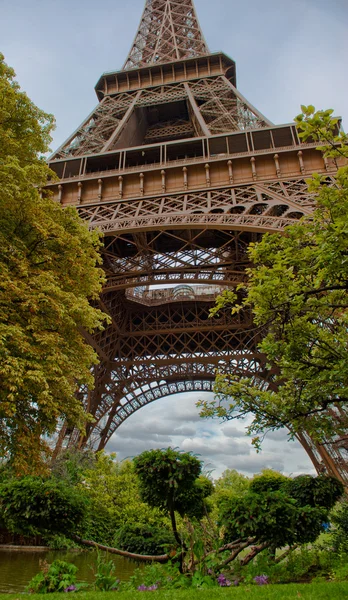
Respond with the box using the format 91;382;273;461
0;548;138;593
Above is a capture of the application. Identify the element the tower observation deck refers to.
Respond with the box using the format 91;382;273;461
49;0;347;484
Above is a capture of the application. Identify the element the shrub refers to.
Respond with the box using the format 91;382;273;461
27;560;80;593
331;501;348;552
287;474;343;509
250;471;289;494
93;551;119;591
114;523;175;555
219;490;326;548
133;448;202;516
0;476;87;536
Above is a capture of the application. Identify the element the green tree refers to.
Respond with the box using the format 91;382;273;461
199;106;348;448
214;469;250;498
0;54;108;474
249;470;289;494
78;452;172;547
133;448;210;546
209;469;250;526
219;473;343;565
0;476;87;537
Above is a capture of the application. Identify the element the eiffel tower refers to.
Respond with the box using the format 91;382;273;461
48;0;347;484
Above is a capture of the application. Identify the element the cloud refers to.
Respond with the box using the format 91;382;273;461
108;435;173;460
264;430;291;442
181;436;250;458
221;423;252;439
105;393;316;477
173;426;197;436
223;454;285;475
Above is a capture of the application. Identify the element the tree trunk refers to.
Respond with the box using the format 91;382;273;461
73;536;169;563
240;542;270;566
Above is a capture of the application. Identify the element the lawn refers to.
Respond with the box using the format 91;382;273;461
2;582;348;600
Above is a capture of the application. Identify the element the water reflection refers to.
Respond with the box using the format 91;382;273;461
0;549;138;593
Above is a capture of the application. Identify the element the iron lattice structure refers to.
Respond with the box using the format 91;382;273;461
49;0;348;484
123;0;209;69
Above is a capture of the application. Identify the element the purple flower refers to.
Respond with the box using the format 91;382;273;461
233;580;240;586
64;585;77;593
137;583;158;591
217;574;231;587
254;574;269;586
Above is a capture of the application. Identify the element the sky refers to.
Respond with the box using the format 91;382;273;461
1;0;347;479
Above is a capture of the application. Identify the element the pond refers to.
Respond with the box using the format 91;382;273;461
0;548;139;593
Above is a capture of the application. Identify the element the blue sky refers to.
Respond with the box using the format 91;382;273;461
2;0;347;477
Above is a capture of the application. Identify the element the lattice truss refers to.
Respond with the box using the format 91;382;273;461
51;76;270;159
101;228;255;291
79;178;315;242
299;427;348;489
56;176;313;450
82;320;268;449
72;179;315;448
189;77;268;133
90;351;270;449
144;119;194;143
53;93;139;159
123;0;209;69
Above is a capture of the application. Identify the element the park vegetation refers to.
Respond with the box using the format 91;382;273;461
0;448;347;593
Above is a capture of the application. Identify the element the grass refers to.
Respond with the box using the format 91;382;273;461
2;582;348;600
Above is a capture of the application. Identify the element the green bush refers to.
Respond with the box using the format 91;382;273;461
93;551;119;591
331;501;348;552
27;560;81;593
133;448;202;516
287;475;343;509
43;534;79;550
250;471;288;494
175;476;214;520
0;476;88;536
82;502;118;546
121;562;189;591
230;544;342;584
114;522;175;555
219;490;326;548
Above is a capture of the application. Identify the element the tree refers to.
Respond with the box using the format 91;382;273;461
214;469;250;498
199;106;348;448
0;476;87;537
77;451;172;547
133;448;212;547
218;473;343;566
0;54;108;474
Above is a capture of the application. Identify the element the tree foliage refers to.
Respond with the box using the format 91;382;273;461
133;448;212;547
199;106;348;446
0;54;108;474
214;469;250;497
114;523;175;556
249;470;288;495
219;473;343;557
133;448;205;516
0;476;87;536
78;452;172;546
